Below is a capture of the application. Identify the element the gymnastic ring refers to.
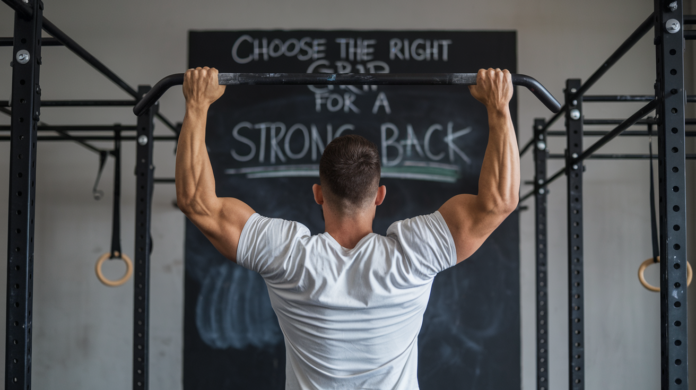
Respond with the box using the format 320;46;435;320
95;252;133;287
638;256;692;292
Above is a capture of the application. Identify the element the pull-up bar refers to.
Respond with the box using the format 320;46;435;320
132;72;562;116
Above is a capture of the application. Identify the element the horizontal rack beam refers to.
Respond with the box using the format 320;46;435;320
0;125;137;131
547;130;696;137
0;135;177;141
2;0;180;134
584;118;696;125
520;99;659;202
548;153;696;160
519;13;655;158
583;95;696;102
154;178;175;183
0;100;136;107
0;37;62;46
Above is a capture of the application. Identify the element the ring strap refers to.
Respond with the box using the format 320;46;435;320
648;123;659;263
110;126;122;259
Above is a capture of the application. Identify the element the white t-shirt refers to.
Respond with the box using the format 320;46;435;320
236;211;457;390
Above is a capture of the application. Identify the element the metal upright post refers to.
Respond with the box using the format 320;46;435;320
565;79;584;390
5;0;43;388
533;118;549;390
133;86;156;390
654;1;688;389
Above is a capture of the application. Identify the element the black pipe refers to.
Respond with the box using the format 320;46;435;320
154;178;175;183
133;73;562;115
549;153;696;160
0;37;62;46
519;138;535;157
577;100;659;162
583;95;696;102
685;15;696;24
547;130;696;137
0;136;178;141
0;125;138;131
41;100;136;107
570;13;654;102
584;118;696;125
530;13;656;137
685;31;696;40
520;99;659;203
1;0;179;134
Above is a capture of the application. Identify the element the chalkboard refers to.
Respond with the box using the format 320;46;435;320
184;30;520;390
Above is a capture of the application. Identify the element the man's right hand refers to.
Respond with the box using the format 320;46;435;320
468;68;513;112
183;67;226;109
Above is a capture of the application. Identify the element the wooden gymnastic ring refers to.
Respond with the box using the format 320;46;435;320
95;252;133;287
638;256;692;292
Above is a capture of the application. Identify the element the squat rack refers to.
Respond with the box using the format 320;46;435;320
1;0;179;388
518;2;691;389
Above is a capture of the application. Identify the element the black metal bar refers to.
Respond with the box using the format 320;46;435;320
549;153;696;159
533;118;548;390
685;15;696;24
582;95;654;102
570;13;655;102
153;178;175;183
133;86;155;390
576;100;659;162
655;2;688;389
684;30;696;40
1;0;179;134
40;100;135;107
0;125;137;131
133;72;562;115
565;79;585;390
0;136;178;141
0;37;61;46
582;95;696;102
5;1;42;388
548;130;696;137
584;118;696;125
520;138;534;157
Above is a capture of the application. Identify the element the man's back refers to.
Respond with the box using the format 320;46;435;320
237;212;456;389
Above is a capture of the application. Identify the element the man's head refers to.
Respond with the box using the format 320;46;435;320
313;135;386;216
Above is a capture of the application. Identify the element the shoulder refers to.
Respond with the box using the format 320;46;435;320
241;213;311;240
386;211;451;239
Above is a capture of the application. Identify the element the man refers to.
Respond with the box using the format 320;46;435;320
176;67;519;389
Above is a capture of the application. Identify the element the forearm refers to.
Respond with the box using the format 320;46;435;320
476;106;520;213
175;104;218;214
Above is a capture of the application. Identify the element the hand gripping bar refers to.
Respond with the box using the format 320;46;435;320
133;72;561;116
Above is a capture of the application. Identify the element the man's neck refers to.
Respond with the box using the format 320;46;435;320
323;210;375;249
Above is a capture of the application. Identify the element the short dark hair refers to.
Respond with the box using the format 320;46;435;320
320;134;381;212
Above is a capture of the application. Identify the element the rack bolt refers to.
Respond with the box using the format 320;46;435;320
538;179;544;185
16;50;30;65
572;153;578;159
537;141;546;150
570;109;581;120
666;19;681;34
669;1;677;11
138;135;148;146
572;164;579;170
538;188;545;195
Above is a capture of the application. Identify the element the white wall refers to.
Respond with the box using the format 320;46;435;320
0;0;694;389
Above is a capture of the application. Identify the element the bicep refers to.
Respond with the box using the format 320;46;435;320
439;194;507;263
184;197;255;262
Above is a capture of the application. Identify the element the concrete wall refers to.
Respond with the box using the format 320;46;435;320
0;0;693;389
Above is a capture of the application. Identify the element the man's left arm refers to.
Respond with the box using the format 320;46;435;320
176;67;255;262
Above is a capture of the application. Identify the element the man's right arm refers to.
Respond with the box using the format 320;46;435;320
439;68;520;264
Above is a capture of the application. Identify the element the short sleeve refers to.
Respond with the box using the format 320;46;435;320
386;211;457;279
236;213;310;281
